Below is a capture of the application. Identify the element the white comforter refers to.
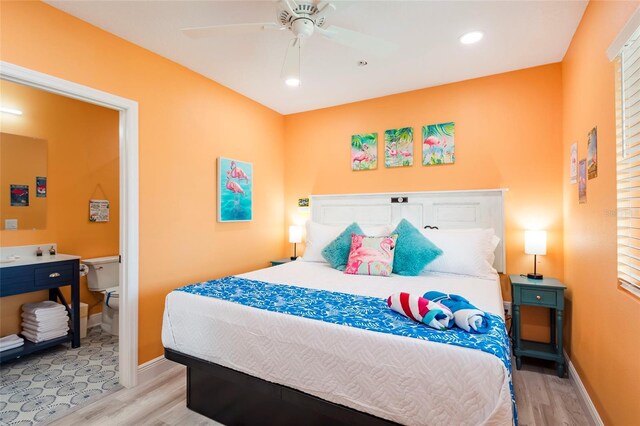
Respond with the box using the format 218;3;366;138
162;260;512;425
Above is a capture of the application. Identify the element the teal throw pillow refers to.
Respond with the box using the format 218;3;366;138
322;222;364;271
392;219;442;276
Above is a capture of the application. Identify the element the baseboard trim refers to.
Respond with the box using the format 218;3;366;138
87;313;102;329
564;350;603;426
137;355;175;385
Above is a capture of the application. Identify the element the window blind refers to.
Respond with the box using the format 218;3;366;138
617;26;640;297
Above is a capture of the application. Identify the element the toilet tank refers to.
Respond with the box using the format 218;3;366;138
83;256;119;291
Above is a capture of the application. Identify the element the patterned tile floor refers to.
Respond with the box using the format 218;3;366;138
0;327;120;425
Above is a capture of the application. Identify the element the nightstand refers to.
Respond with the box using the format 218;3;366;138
270;258;293;266
509;274;567;378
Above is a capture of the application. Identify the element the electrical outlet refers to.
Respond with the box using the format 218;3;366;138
503;301;512;316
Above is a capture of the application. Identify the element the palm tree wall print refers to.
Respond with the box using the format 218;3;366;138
351;133;378;171
423;122;455;165
384;127;413;168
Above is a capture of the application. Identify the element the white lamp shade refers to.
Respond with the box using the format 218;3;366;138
524;230;547;255
289;225;302;244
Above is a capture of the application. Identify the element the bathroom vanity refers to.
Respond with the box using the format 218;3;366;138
0;245;81;364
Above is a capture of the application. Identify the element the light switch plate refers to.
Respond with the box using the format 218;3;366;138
5;219;18;230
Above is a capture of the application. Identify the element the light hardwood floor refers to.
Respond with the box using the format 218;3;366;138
51;359;593;426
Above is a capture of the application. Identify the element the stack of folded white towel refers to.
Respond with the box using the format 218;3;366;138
21;301;69;343
0;334;24;352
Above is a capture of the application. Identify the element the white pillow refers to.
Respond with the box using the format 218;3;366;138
421;228;499;278
301;221;392;263
301;222;345;263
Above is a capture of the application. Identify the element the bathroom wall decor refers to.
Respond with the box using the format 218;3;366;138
587;126;597;179
89;199;110;222
10;184;29;206
384;127;413;168
423;122;455;165
579;159;587;204
218;157;253;222
570;142;577;184
36;177;47;197
351;133;377;171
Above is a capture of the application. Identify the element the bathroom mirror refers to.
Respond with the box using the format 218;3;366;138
0;132;48;230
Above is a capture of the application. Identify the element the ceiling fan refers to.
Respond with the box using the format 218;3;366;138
181;0;396;87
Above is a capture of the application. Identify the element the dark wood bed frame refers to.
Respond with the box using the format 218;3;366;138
165;348;398;426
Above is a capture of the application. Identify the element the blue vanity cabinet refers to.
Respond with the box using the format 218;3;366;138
0;258;81;364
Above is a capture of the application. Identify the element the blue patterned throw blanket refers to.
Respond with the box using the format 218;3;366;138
177;276;517;424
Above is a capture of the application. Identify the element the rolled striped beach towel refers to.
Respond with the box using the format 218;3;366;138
387;292;453;330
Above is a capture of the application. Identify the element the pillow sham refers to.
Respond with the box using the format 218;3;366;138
421;228;499;278
344;234;398;277
321;223;364;270
391;219;443;276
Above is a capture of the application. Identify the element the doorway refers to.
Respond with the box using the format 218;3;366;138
0;61;139;391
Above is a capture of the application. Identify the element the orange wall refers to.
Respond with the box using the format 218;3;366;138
0;1;286;363
562;1;640;424
0;80;119;335
284;64;565;340
0;133;48;230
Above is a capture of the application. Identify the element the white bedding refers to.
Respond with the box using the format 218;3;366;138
162;260;512;425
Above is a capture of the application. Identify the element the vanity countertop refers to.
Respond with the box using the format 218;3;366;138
0;254;81;268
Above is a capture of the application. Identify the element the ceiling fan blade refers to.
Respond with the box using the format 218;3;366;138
317;25;396;56
182;23;283;39
314;1;336;23
280;0;300;19
281;38;303;83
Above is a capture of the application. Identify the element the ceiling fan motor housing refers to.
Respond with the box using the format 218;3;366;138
291;18;314;38
278;1;326;29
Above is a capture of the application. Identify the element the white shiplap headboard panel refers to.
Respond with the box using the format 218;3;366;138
310;189;507;273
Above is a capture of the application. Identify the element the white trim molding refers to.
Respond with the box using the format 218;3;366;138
564;350;604;426
608;6;640;61
87;313;102;329
137;356;177;385
0;61;140;388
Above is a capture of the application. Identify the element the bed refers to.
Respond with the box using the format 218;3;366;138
162;190;514;425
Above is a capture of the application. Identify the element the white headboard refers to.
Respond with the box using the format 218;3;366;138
309;189;507;273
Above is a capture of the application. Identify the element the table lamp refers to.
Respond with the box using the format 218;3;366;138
525;230;547;279
289;225;302;260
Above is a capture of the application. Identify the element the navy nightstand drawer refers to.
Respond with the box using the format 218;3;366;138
521;288;557;307
34;263;74;288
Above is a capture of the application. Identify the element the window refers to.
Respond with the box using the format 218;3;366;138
615;22;640;298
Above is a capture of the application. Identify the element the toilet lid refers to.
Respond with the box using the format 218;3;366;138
105;287;119;297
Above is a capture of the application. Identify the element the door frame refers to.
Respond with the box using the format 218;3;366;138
1;61;140;387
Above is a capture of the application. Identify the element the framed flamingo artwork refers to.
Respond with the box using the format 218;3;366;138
351;133;377;171
217;157;253;222
423;122;455;165
384;127;413;167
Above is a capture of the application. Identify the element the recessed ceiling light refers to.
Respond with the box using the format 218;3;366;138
460;31;484;45
0;107;23;115
285;77;300;87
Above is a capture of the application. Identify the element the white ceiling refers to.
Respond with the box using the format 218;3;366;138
46;1;587;115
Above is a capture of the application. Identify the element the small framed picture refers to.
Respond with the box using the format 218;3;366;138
10;184;29;206
89;199;110;222
587;127;597;179
578;159;587;204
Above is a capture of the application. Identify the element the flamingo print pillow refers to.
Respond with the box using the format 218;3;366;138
345;234;398;277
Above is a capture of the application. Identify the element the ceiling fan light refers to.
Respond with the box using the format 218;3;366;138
459;31;483;45
285;77;301;87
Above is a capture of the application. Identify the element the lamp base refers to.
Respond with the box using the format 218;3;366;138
290;256;298;261
527;273;543;280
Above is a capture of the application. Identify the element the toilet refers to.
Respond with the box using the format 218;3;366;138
83;256;120;336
